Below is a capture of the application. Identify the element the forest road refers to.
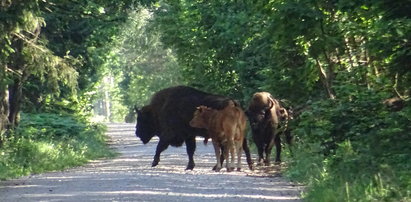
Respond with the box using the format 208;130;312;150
0;123;303;202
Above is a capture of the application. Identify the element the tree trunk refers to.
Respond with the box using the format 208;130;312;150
0;84;9;145
315;58;336;99
8;78;23;128
6;37;25;129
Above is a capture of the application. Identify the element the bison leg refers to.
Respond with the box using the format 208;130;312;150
213;146;225;171
225;144;233;172
229;142;236;172
274;134;282;163
212;141;222;172
264;139;276;166
236;141;242;171
256;143;265;166
185;137;196;170
242;138;253;170
152;139;169;167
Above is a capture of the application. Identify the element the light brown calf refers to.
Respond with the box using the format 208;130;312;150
189;101;246;172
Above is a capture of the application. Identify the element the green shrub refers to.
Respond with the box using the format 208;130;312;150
0;113;115;180
287;88;411;201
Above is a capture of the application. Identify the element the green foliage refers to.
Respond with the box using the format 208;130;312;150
101;7;182;121
288;87;411;201
0;113;115;180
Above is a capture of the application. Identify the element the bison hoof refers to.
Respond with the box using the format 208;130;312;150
247;161;254;170
236;168;242;172
185;163;195;170
152;161;159;167
215;167;222;172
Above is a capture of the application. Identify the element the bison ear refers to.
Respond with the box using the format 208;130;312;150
267;99;274;110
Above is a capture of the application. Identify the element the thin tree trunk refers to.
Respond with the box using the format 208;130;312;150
315;58;336;99
6;37;25;129
0;86;9;145
8;79;23;128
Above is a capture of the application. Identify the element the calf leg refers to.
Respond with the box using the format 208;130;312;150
229;141;235;171
185;137;196;170
212;141;222;171
224;142;232;172
236;141;243;171
152;139;169;167
213;146;225;171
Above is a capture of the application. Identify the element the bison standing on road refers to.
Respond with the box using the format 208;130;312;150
246;92;289;165
189;101;247;172
135;86;253;170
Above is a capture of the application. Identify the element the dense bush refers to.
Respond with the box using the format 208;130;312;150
287;89;411;201
0;113;115;180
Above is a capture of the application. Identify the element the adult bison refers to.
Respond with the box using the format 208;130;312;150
135;86;252;170
246;92;290;165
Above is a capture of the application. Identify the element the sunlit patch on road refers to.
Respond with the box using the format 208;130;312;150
0;123;303;202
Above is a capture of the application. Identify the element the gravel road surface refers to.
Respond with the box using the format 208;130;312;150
0;123;303;201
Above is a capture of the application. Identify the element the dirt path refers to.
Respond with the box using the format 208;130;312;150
0;123;303;201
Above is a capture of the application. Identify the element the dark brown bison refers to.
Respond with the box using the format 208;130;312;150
245;92;290;165
135;86;253;170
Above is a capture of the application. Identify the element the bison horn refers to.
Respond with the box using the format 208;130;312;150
268;99;274;110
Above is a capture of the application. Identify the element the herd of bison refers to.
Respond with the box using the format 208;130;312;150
135;86;293;172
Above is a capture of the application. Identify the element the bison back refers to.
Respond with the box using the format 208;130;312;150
148;86;234;146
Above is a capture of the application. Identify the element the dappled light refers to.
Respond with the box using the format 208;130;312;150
0;123;302;201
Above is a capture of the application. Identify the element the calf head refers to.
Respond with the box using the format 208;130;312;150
135;106;156;144
189;106;213;129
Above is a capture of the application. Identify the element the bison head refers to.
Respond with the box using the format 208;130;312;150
277;108;288;122
135;106;156;144
189;106;212;129
246;108;272;131
246;93;278;131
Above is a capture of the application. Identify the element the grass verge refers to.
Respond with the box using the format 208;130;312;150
0;113;116;180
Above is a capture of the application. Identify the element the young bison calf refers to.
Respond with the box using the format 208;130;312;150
189;102;246;172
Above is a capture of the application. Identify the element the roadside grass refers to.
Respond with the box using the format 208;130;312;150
286;141;411;202
0;113;116;180
284;93;411;202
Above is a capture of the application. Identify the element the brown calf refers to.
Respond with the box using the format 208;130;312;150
189;101;246;171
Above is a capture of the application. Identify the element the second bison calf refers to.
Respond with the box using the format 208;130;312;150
189;101;246;172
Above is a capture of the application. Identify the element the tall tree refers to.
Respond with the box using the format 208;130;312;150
1;1;78;134
107;7;181;121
